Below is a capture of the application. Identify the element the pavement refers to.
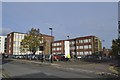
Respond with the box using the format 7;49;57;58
10;59;119;77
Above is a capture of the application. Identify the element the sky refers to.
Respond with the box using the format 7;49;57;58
2;2;118;48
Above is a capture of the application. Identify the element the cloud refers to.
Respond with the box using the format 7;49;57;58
0;27;12;36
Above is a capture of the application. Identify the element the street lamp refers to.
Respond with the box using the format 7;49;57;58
49;28;53;63
67;35;69;39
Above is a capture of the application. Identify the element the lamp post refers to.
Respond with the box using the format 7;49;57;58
67;35;69;39
49;28;53;63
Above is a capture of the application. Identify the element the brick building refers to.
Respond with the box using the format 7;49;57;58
0;36;7;54
6;32;54;55
52;36;102;58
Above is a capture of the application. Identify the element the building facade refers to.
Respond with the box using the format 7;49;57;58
0;36;7;54
6;32;25;55
52;40;65;55
52;36;102;58
6;32;54;55
42;34;54;55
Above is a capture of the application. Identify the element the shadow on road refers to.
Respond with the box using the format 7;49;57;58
2;59;13;65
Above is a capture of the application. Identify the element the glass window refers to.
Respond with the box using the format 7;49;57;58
80;46;83;49
57;43;59;46
79;40;83;43
59;48;61;50
59;43;61;46
89;51;92;55
85;51;89;55
89;39;91;42
77;52;80;55
80;52;83;55
84;45;88;49
77;46;79;49
89;45;92;49
84;39;89;43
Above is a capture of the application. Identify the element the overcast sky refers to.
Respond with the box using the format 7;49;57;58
2;2;118;48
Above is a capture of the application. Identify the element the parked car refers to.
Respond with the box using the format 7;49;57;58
26;54;33;60
52;54;67;61
18;55;25;59
32;54;43;60
45;54;51;61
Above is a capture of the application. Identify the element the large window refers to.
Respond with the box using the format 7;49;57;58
89;45;92;49
70;46;75;50
84;39;89;43
80;46;84;49
80;52;84;55
70;41;75;44
88;39;91;42
79;40;83;43
84;45;89;49
84;51;89;55
52;48;56;51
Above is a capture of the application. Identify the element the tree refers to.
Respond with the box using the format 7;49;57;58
21;28;43;55
111;39;120;59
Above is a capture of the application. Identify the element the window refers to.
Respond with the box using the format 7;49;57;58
53;43;56;46
77;46;79;49
52;43;54;46
80;52;83;55
57;48;60;50
57;43;59;46
77;52;80;55
59;43;61;46
52;48;56;51
76;40;79;43
84;39;89;43
79;40;83;43
84;45;89;49
70;46;75;50
80;46;83;49
89;45;92;49
89;39;91;42
89;51;92;55
59;48;61;50
85;51;89;55
70;41;75;44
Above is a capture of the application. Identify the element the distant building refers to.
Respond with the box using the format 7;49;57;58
118;21;120;39
103;47;112;57
0;36;7;54
52;36;102;58
6;32;26;55
6;32;54;55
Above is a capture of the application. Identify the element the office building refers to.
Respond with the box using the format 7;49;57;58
6;32;26;55
6;32;54;55
52;36;102;58
0;36;7;54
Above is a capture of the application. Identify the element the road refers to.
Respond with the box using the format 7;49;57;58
0;54;2;79
2;59;103;79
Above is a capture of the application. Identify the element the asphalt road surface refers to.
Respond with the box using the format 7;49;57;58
2;58;117;79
